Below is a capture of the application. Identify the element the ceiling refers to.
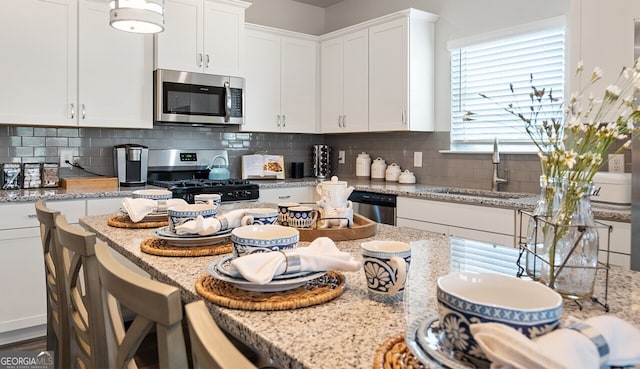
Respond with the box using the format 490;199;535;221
291;0;344;8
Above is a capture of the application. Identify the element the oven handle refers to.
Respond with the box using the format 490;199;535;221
224;81;231;123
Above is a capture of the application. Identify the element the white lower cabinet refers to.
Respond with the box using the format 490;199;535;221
258;186;317;204
0;197;127;344
397;197;517;247
597;220;631;268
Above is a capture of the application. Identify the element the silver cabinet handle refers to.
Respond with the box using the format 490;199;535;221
198;53;203;67
278;195;291;199
343;115;346;127
223;81;231;122
28;214;37;218
70;103;75;119
276;115;281;127
338;115;342;127
282;115;286;127
81;104;86;119
402;110;406;125
205;54;210;69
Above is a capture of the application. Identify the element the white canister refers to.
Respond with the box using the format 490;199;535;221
371;157;387;181
398;170;416;184
356;152;371;178
385;163;401;182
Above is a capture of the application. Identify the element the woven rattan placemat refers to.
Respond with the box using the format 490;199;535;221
373;333;426;369
140;237;232;257
195;271;346;310
108;214;168;229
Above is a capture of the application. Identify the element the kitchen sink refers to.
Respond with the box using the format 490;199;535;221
420;187;534;200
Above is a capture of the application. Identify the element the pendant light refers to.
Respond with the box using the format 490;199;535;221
109;0;165;34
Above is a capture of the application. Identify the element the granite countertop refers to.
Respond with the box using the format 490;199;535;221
1;177;630;222
80;208;639;369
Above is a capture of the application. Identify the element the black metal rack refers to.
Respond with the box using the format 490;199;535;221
515;209;612;312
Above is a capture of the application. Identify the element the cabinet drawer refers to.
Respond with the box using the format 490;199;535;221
0;203;42;230
397;197;514;236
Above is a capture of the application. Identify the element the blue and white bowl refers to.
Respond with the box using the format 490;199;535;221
132;189;173;200
231;225;299;258
167;204;219;234
436;272;562;362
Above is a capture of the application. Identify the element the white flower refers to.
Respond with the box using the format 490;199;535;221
561;150;577;169
591;67;603;82
605;85;622;100
576;60;584;74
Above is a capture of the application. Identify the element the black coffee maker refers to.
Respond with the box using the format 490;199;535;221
113;144;149;186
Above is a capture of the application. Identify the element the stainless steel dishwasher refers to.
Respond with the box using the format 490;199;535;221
348;190;397;225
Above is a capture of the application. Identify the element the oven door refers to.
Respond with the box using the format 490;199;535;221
154;69;244;125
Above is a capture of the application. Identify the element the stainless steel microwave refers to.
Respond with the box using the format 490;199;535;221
154;69;244;125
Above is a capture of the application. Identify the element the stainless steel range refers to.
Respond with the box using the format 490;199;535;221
147;149;259;203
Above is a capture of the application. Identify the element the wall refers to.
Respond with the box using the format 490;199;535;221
245;0;326;35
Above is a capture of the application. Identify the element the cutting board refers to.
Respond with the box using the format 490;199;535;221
61;177;119;191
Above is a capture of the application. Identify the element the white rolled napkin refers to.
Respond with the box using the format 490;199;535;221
175;209;248;236
229;236;361;284
122;198;187;222
470;315;640;369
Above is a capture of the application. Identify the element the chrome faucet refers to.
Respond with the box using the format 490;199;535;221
491;138;508;191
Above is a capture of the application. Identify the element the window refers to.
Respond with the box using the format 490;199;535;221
449;18;566;152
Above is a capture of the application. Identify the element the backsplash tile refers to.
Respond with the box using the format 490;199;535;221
3;124;618;194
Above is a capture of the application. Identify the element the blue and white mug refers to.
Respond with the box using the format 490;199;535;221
287;206;318;228
167;204;218;234
241;208;278;226
277;202;300;226
361;241;412;302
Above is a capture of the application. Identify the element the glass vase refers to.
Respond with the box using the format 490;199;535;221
541;181;599;300
525;176;563;280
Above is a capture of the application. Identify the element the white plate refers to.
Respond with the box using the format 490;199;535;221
215;255;314;281
151;227;231;247
120;208;168;221
405;314;489;369
206;261;325;292
155;226;231;239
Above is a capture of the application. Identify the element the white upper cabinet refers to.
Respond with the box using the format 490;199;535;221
320;29;369;133
0;0;77;126
0;0;153;128
243;25;318;133
155;0;249;77
368;10;438;132
78;0;153;129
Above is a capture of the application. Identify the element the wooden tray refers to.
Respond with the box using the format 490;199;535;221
298;213;377;242
61;177;118;191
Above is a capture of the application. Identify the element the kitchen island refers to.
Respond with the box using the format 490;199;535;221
80;210;640;369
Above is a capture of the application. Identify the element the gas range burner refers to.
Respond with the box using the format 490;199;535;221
157;178;254;189
148;178;259;203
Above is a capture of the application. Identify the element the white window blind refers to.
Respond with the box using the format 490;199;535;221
449;237;521;277
450;24;566;151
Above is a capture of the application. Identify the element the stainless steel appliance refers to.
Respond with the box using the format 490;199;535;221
349;190;397;225
312;144;330;179
632;18;640;271
146;149;258;203
154;69;244;125
113;144;149;186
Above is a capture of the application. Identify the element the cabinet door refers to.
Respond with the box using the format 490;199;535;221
155;0;203;73
87;197;125;216
280;36;318;133
79;0;153;129
342;29;369;132
203;0;245;76
320;37;344;133
368;18;408;131
0;228;46;341
0;0;77;126
243;29;282;132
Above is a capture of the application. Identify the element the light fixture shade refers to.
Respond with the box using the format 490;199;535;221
109;0;165;34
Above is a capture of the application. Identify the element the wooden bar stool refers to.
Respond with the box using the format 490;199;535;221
54;214;110;368
34;200;72;369
94;242;189;369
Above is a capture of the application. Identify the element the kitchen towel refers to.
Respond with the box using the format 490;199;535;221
470;315;640;369
229;236;361;284
121;198;187;223
175;209;248;235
